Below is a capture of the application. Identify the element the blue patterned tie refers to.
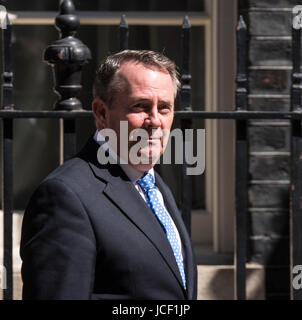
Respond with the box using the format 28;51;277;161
137;173;186;289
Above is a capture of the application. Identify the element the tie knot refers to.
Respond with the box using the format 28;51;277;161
137;173;156;192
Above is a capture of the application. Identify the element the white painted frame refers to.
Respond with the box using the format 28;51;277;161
8;3;237;254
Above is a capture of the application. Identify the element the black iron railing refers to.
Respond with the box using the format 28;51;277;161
2;11;14;301
1;0;301;300
234;15;248;300
290;20;302;301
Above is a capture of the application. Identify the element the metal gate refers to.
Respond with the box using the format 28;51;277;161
1;0;302;300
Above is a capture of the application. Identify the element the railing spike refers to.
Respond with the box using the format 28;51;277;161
5;11;11;26
237;15;246;30
180;15;191;111
56;0;79;38
43;0;91;111
119;14;129;51
235;14;247;111
2;11;13;110
182;15;191;29
120;14;128;28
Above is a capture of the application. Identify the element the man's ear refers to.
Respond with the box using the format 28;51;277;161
92;98;109;130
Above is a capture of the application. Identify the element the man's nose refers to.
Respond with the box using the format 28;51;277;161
146;106;161;127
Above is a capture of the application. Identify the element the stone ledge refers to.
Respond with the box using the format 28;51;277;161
197;264;265;300
0;264;265;300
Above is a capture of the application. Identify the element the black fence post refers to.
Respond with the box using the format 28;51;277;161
1;12;14;300
44;0;91;162
180;16;192;235
119;14;129;51
234;15;248;300
290;21;302;300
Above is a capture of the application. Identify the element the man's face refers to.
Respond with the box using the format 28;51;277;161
94;61;175;172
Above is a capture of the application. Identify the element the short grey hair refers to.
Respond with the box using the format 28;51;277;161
93;50;180;107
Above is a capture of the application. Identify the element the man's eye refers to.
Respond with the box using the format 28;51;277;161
159;105;170;111
133;104;146;109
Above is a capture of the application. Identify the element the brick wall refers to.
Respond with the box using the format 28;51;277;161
238;0;297;299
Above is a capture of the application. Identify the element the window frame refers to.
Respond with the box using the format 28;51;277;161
8;5;227;252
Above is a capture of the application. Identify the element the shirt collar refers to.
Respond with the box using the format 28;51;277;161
93;130;155;183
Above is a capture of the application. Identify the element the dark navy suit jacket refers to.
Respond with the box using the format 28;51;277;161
20;137;197;300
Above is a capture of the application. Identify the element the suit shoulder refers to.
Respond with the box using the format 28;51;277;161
32;156;104;202
44;156;91;185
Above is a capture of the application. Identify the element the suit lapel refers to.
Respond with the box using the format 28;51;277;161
77;137;187;297
100;171;187;297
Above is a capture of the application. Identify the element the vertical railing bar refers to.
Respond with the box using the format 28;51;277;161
290;22;302;300
2;12;14;300
2;119;13;300
119;14;129;51
235;15;248;300
180;16;192;235
62;119;76;162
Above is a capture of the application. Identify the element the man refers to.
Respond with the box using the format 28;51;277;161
20;50;197;300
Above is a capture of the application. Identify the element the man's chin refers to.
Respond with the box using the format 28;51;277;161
130;163;156;173
129;152;161;173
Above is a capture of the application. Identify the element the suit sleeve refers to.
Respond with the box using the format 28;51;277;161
20;178;97;300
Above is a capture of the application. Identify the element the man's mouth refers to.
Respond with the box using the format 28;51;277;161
147;137;161;140
138;136;161;142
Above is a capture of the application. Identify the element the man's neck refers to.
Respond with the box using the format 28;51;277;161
93;130;154;182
